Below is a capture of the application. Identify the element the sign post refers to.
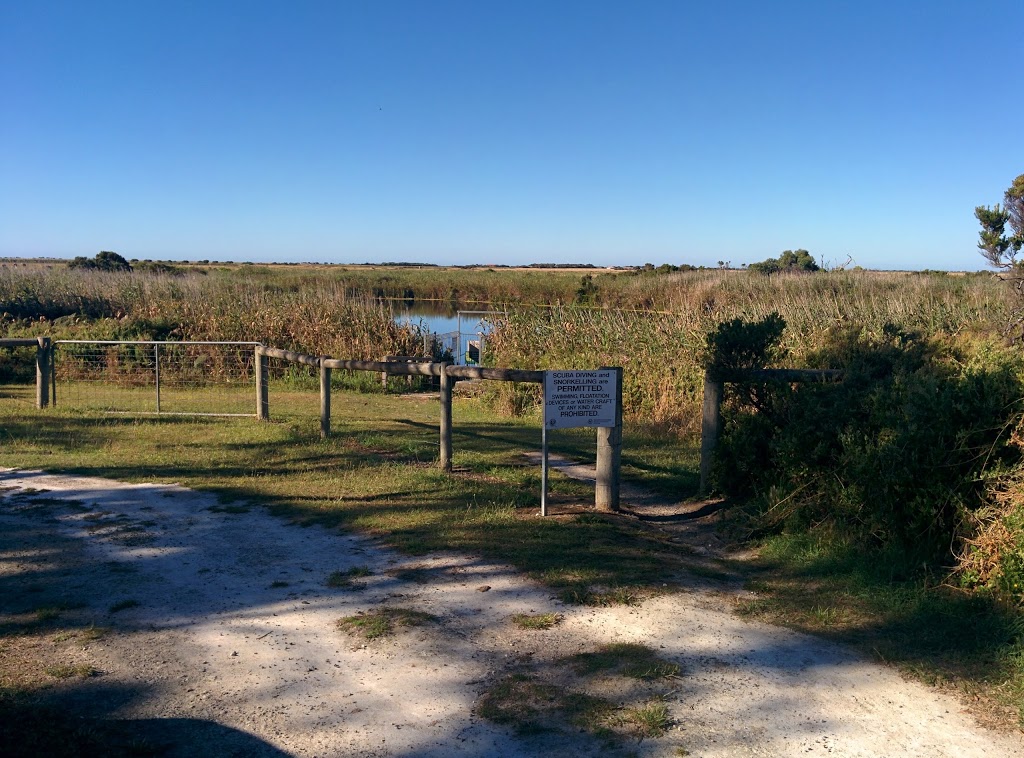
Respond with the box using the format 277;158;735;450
541;369;621;515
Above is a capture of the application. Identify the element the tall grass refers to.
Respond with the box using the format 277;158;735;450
0;264;1009;426
0;266;427;360
486;270;1008;428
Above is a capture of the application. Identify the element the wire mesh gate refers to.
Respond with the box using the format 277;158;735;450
53;340;260;416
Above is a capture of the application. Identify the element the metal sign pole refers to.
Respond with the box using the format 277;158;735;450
541;371;549;516
154;343;161;413
541;422;549;517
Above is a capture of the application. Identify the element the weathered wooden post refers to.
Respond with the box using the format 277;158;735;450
699;370;723;496
439;361;453;472
35;337;51;409
595;366;623;512
255;345;270;420
320;357;331;439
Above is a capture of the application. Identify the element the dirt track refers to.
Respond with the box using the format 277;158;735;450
2;467;1022;757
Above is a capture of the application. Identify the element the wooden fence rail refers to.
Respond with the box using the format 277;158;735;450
253;344;620;512
12;339;619;513
699;367;844;495
444;366;545;383
322;358;441;375
381;355;431;391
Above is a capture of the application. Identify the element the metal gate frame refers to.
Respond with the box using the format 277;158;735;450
54;340;262;417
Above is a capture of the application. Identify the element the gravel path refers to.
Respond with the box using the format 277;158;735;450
2;467;1022;757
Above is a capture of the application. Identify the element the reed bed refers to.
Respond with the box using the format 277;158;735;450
486;270;1008;429
0;266;427;360
0;263;1009;427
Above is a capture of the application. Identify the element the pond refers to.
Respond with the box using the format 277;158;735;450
389;301;502;365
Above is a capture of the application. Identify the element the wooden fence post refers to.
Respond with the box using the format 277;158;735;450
439;362;453;472
595;366;622;512
255;346;270;420
320;359;331;439
35;337;50;409
699;370;723;496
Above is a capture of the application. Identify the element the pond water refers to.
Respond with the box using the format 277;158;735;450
388;301;501;364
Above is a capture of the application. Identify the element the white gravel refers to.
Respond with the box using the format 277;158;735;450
2;467;1022;757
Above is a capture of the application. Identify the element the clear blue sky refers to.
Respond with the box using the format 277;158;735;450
2;1;1021;269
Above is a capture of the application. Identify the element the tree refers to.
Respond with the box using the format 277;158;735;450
748;249;819;275
977;174;1024;341
68;251;133;272
976;174;1024;269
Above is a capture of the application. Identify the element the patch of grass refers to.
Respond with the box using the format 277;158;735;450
108;599;139;613
80;625;109;641
479;641;683;743
479;673;666;742
44;664;98;679
558;691;617;735
558;586;645;607
336;607;436;640
477;674;586;735
565;643;681;680
325;566;372;589
618;701;673;738
511;612;563;630
34;607;62;623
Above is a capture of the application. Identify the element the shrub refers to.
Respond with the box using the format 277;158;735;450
748;249;819;275
68;251;133;272
713;320;1024;561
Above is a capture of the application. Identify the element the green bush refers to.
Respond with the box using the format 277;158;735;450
713;321;1024;560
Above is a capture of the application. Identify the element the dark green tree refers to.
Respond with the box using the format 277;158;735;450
976;174;1024;269
68;251;133;272
748;249;819;275
977;174;1024;341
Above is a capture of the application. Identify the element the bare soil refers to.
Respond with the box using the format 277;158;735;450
2;466;1022;757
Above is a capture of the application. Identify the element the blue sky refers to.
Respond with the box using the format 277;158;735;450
2;1;1021;269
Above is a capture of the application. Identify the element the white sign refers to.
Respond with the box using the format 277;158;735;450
544;370;618;429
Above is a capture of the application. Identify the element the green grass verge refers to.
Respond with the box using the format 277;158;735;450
737;530;1024;724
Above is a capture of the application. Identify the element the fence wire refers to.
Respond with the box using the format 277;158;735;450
54;341;258;416
0;345;38;408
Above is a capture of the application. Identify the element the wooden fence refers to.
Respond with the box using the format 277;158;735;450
4;337;621;512
255;345;622;512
